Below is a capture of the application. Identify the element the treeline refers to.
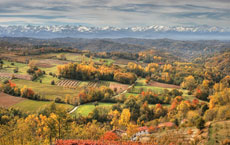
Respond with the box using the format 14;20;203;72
57;63;137;84
90;52;138;60
89;49;178;63
19;47;78;56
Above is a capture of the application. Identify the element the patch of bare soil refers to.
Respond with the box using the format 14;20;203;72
40;59;69;65
109;82;129;93
0;73;32;81
148;81;180;89
0;92;25;108
35;62;54;68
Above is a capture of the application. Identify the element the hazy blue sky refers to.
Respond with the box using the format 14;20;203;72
0;0;229;27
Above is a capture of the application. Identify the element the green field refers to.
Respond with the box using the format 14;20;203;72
131;85;165;94
135;78;147;86
124;92;138;98
34;74;59;85
1;60;29;74
74;102;115;117
12;79;80;100
13;99;74;113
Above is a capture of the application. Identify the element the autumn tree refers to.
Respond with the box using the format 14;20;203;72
119;109;131;129
124;96;140;121
109;110;120;129
181;75;197;91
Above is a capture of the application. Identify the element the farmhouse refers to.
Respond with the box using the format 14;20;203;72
131;126;149;141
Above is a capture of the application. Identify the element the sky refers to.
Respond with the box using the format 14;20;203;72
0;0;229;28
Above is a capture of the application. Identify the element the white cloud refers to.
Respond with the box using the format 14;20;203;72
0;0;229;27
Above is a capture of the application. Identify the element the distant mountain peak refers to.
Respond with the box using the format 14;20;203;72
0;25;229;39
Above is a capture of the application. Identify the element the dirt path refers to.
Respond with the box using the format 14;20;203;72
68;106;79;114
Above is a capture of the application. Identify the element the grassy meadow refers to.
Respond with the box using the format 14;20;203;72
13;99;74;113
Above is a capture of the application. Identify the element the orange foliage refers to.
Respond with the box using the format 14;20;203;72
56;139;155;145
141;91;145;96
170;96;183;110
192;99;199;106
27;88;35;97
156;104;162;109
8;80;16;87
100;132;120;141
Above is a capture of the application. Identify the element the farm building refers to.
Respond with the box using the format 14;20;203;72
131;126;149;141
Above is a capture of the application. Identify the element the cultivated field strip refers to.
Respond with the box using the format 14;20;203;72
56;79;82;89
0;73;32;81
0;76;11;82
87;81;110;88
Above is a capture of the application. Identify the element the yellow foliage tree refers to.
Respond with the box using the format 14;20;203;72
109;110;120;129
181;75;197;91
126;123;139;138
119;109;131;129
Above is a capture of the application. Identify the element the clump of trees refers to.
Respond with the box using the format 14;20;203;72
57;63;137;84
65;86;114;105
27;61;44;81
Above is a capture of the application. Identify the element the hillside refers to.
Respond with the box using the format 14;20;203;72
110;38;230;60
205;51;230;75
1;37;230;61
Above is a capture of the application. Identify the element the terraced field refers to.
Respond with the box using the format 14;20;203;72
0;76;11;82
0;73;32;81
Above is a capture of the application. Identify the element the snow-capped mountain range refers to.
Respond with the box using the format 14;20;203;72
0;25;229;39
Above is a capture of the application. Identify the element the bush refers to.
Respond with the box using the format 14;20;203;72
93;101;99;107
196;118;205;130
3;80;9;84
32;74;37;81
13;68;18;73
100;132;120;141
51;80;55;85
55;97;62;103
